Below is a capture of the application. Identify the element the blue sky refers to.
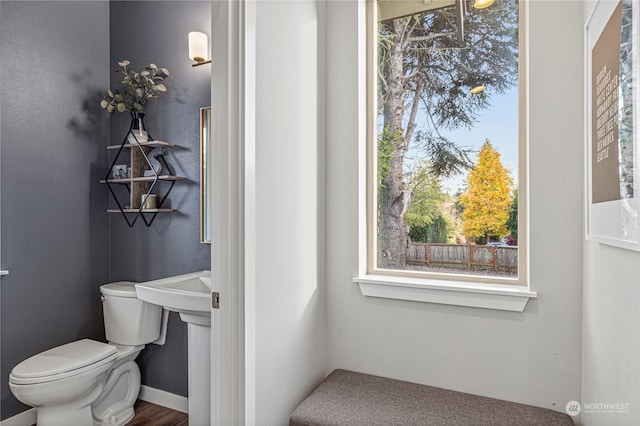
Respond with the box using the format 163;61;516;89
406;86;519;195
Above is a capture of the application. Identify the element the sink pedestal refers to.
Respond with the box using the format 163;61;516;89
187;322;211;426
134;271;213;426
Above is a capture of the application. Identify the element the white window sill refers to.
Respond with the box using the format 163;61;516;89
353;275;537;312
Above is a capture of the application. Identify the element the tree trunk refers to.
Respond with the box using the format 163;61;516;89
378;23;410;269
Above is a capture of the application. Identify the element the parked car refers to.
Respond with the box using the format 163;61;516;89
487;242;508;247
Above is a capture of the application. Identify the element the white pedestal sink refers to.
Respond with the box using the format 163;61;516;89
135;271;212;426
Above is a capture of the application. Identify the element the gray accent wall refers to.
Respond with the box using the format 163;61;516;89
0;1;110;420
108;1;211;397
0;1;211;420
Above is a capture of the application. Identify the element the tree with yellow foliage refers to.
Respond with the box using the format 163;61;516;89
460;140;513;244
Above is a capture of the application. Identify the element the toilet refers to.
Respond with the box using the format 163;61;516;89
9;282;163;426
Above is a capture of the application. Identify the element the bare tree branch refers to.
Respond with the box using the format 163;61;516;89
378;68;389;94
404;80;424;147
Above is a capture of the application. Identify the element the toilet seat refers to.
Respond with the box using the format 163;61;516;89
10;339;117;386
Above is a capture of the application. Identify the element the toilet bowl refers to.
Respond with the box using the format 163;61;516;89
8;282;163;426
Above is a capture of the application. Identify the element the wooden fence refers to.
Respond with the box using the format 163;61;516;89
407;243;518;271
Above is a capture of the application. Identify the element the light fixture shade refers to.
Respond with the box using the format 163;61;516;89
189;32;208;62
473;0;494;9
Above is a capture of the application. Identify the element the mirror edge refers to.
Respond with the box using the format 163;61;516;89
200;106;212;244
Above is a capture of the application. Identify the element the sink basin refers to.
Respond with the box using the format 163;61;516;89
135;270;211;326
135;270;212;425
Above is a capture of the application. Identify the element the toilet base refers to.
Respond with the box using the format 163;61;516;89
94;407;134;426
38;405;94;426
35;384;104;426
93;359;141;426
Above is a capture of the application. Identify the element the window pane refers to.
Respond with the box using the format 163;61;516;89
375;0;520;279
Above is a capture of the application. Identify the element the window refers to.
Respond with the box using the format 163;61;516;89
356;0;534;310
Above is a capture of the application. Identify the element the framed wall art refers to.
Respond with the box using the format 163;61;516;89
585;0;639;251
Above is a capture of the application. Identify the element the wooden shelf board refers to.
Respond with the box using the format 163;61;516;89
107;209;175;213
100;175;185;184
132;175;185;182
107;140;175;150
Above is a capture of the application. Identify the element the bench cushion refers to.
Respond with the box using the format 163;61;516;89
290;369;574;426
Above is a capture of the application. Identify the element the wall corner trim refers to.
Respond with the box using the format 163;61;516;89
139;385;189;414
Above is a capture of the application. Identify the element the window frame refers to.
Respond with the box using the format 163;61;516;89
354;0;536;311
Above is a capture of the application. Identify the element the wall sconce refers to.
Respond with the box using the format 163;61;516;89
470;85;487;94
189;31;211;67
473;0;494;9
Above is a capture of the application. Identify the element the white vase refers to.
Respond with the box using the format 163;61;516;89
127;129;148;144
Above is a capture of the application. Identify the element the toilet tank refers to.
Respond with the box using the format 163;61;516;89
100;282;162;346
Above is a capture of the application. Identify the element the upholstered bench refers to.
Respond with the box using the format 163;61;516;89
290;369;574;426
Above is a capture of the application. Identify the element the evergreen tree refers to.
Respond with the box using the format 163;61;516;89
409;214;454;244
404;162;447;229
405;162;459;244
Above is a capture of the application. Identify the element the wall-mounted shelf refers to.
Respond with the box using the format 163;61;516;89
101;175;185;184
107;209;175;213
107;140;175;150
102;131;184;227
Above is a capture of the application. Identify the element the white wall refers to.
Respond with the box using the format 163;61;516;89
582;242;640;425
325;0;584;413
245;0;328;423
581;2;640;424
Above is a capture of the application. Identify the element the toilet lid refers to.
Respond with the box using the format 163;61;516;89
10;339;117;385
100;281;138;297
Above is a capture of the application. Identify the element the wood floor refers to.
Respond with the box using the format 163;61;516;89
29;400;187;426
126;400;188;426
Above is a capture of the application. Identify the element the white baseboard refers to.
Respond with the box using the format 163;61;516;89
0;408;36;426
139;385;189;414
0;386;187;425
